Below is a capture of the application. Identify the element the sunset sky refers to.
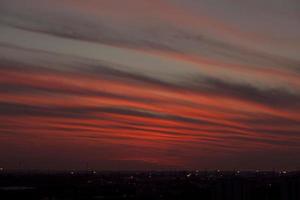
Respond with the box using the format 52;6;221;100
0;0;300;170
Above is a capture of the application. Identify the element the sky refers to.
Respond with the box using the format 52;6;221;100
0;0;300;170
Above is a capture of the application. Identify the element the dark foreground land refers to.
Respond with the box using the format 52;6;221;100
0;170;299;200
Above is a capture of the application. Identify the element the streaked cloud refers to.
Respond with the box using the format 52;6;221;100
0;0;299;170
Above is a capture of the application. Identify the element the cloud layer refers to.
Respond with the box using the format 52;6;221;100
0;0;300;170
